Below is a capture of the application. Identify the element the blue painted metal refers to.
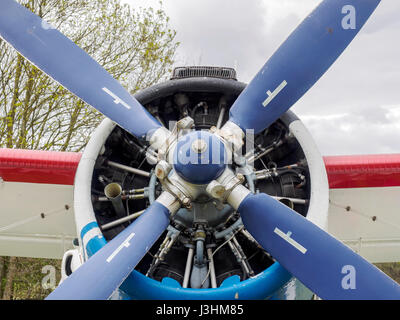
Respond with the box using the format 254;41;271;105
161;277;181;288
80;222;107;257
0;0;161;139
120;262;292;300
85;235;107;257
239;193;400;300
220;275;241;287
229;0;381;134
46;202;170;300
173;131;227;184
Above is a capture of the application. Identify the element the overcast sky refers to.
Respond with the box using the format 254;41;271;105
122;0;400;156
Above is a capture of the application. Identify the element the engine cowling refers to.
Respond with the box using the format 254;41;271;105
72;66;329;299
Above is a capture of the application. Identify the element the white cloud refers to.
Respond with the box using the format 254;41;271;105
122;0;400;156
302;104;400;155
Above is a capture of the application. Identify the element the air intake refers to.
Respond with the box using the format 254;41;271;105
171;66;237;81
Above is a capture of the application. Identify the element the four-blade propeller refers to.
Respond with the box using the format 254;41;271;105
1;0;399;300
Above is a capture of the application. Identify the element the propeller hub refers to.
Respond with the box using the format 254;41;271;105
173;131;227;185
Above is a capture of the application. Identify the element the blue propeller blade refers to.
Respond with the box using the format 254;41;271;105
47;202;170;300
229;0;381;134
239;193;400;299
0;0;161;139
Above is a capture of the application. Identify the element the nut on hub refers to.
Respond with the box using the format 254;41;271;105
206;181;226;199
155;160;172;180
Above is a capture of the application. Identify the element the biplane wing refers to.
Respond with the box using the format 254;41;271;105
0;149;80;258
326;154;400;263
0;149;399;263
0;148;399;263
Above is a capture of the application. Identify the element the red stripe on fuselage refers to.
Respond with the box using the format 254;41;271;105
324;154;400;189
0;148;81;185
1;149;400;188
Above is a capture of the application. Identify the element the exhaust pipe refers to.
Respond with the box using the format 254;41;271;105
104;183;126;217
278;198;295;210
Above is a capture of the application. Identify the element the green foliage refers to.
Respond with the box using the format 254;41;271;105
0;0;178;300
375;262;400;284
0;0;179;152
1;258;398;300
1;257;60;300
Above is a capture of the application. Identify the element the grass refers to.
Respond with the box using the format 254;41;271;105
1;258;399;299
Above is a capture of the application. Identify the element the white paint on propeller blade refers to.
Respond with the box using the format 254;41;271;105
262;80;287;107
273;227;307;254
106;232;136;263
102;87;132;110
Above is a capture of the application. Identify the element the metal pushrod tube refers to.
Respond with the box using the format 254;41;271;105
207;248;217;288
182;247;194;288
101;209;145;231
107;160;150;178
